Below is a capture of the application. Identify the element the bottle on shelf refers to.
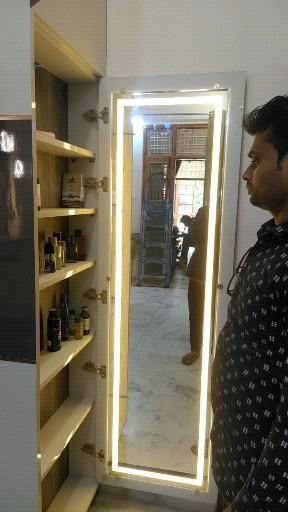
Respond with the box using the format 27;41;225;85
74;229;86;260
59;294;69;341
38;232;45;274
40;307;44;351
52;236;62;271
74;316;83;340
80;305;90;335
69;309;76;337
37;178;41;211
66;235;78;263
59;239;67;267
47;309;61;352
44;237;56;273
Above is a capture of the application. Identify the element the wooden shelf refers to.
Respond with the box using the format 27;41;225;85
34;14;98;83
38;208;97;219
40;333;95;390
36;131;96;159
47;475;97;512
41;397;94;480
39;261;95;291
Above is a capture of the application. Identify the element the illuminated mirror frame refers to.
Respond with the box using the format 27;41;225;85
112;92;224;488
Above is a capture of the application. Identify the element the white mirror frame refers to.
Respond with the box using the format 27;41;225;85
98;71;246;497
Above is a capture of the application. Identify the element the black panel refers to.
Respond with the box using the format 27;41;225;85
0;118;36;363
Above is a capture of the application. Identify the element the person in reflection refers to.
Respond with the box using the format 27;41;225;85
181;206;209;365
179;214;194;265
211;96;288;512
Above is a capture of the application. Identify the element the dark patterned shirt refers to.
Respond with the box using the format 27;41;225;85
211;218;288;512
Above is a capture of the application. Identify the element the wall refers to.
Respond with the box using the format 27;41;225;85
107;0;288;259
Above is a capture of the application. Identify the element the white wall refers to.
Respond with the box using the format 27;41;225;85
107;0;288;259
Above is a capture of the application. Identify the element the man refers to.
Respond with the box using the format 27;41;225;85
211;95;288;512
181;207;208;365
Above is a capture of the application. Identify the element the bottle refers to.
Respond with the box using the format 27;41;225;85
40;307;44;351
66;235;78;263
59;294;69;341
59;240;66;267
47;309;61;352
74;229;86;260
44;237;55;273
74;316;83;340
38;232;45;274
69;309;76;337
52;236;62;271
80;305;90;335
37;178;41;211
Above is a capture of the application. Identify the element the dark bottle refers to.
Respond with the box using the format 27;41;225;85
80;305;90;335
69;308;76;337
74;229;86;260
44;237;56;273
47;309;61;352
40;307;44;351
66;235;78;263
59;294;69;341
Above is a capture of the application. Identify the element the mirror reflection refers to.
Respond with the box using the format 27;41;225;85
114;95;225;480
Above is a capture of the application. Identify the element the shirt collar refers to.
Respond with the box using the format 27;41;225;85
257;218;288;240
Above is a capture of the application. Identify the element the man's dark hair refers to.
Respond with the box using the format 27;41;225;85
243;95;288;162
180;215;192;225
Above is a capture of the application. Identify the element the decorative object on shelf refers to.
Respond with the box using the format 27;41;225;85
44;237;56;273
59;294;69;341
74;229;86;260
69;309;76;337
66;235;78;263
62;174;84;208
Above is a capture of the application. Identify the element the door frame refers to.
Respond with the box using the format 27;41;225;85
97;71;246;506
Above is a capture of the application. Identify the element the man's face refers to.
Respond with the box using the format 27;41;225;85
242;131;288;214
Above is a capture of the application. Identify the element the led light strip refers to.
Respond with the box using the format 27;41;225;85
112;94;224;487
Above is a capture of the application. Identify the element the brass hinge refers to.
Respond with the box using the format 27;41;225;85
82;361;106;378
82;107;109;124
83;289;107;304
84;176;108;192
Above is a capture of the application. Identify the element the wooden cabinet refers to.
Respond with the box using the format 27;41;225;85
33;10;104;512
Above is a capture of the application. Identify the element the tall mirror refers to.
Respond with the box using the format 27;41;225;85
107;78;245;489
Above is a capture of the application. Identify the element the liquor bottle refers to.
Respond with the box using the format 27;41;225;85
66;235;78;263
59;294;69;341
69;309;76;337
44;237;55;273
37;178;41;211
52;236;62;271
40;307;44;351
47;309;61;352
80;305;90;335
74;229;86;260
74;316;83;340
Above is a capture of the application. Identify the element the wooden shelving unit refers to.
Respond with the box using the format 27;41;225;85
36;131;96;159
39;261;95;291
47;476;98;512
34;14;98;83
32;8;103;510
38;208;97;219
40;397;94;480
40;332;95;390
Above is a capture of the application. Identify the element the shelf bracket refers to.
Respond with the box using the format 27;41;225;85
82;107;109;124
82;362;106;378
84;176;108;192
83;288;107;304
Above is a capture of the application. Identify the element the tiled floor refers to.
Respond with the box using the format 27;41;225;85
118;268;211;475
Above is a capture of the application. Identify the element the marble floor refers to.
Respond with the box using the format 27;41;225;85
118;268;210;476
